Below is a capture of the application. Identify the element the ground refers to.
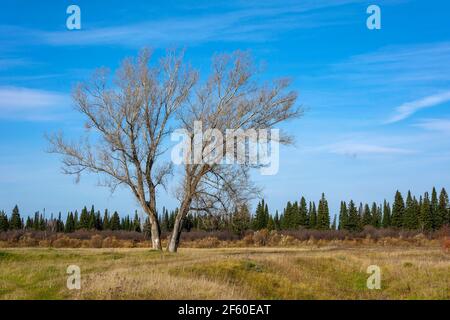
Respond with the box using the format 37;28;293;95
0;246;448;299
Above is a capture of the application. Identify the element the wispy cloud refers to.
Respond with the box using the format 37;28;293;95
386;91;450;123
0;0;360;48
0;86;69;121
320;141;414;157
415;118;450;134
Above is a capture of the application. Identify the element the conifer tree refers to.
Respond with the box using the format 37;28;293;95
25;216;32;230
231;204;251;236
437;188;449;229
110;211;121;230
382;200;391;228
391;191;405;228
103;209;110;230
299;197;308;228
347;200;360;232
9;205;22;230
362;203;372;227
404;191;419;229
65;212;75;233
371;203;382;228
133;211;141;232
253;200;269;230
316;193;330;230
338;201;348;230
309;202;317;229
274;211;280;230
79;206;90;229
0;211;9;231
420;192;433;231
431;187;438;228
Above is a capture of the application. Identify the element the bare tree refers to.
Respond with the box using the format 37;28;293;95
167;52;301;252
48;50;197;250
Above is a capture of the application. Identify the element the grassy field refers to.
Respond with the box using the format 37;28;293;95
0;245;448;300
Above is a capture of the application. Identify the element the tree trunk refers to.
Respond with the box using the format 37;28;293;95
168;199;191;252
150;215;162;250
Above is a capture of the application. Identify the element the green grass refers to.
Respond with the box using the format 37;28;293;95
0;246;448;300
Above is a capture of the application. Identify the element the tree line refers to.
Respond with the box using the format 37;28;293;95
1;187;448;235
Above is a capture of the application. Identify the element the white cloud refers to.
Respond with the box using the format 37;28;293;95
415;118;450;134
324;142;414;157
386;91;450;123
0;86;69;120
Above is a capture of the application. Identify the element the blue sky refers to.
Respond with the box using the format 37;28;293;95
1;0;450;219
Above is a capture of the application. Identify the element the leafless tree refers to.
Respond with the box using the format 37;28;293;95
167;51;301;252
47;50;197;250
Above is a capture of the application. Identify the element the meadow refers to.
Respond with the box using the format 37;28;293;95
0;244;448;300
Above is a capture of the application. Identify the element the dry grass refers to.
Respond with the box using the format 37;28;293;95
0;245;448;300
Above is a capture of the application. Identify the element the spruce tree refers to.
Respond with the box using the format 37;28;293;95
347;200;360;232
299;197;308;228
382;200;391;228
370;203;382;228
274;211;280;230
231;204;251;236
110;211;121;230
0;211;9;231
362;204;372;227
338;201;348;230
133;211;141;232
420;192;433;231
404;191;419;229
103;209;110;230
79;206;90;229
65;212;75;233
437;188;449;230
431;187;438;229
391;191;405;228
316;193;330;230
309;202;317;229
9;205;22;230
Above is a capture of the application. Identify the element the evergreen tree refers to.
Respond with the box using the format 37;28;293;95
431;187;439;229
362;203;372;227
25;216;33;230
253;200;269;230
338;201;348;230
103;209;110;230
316;193;330;230
382;200;391;228
79;206;90;229
437;188;449;229
273;211;280;230
267;215;275;231
403;191;419;229
9;205;22;230
371;203;382;228
110;211;121;230
73;210;79;229
0;211;9;231
420;192;433;231
65;212;75;233
299;197;308;227
231;204;251;236
391;191;405;228
133;211;141;232
347;200;360;232
308;202;317;229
